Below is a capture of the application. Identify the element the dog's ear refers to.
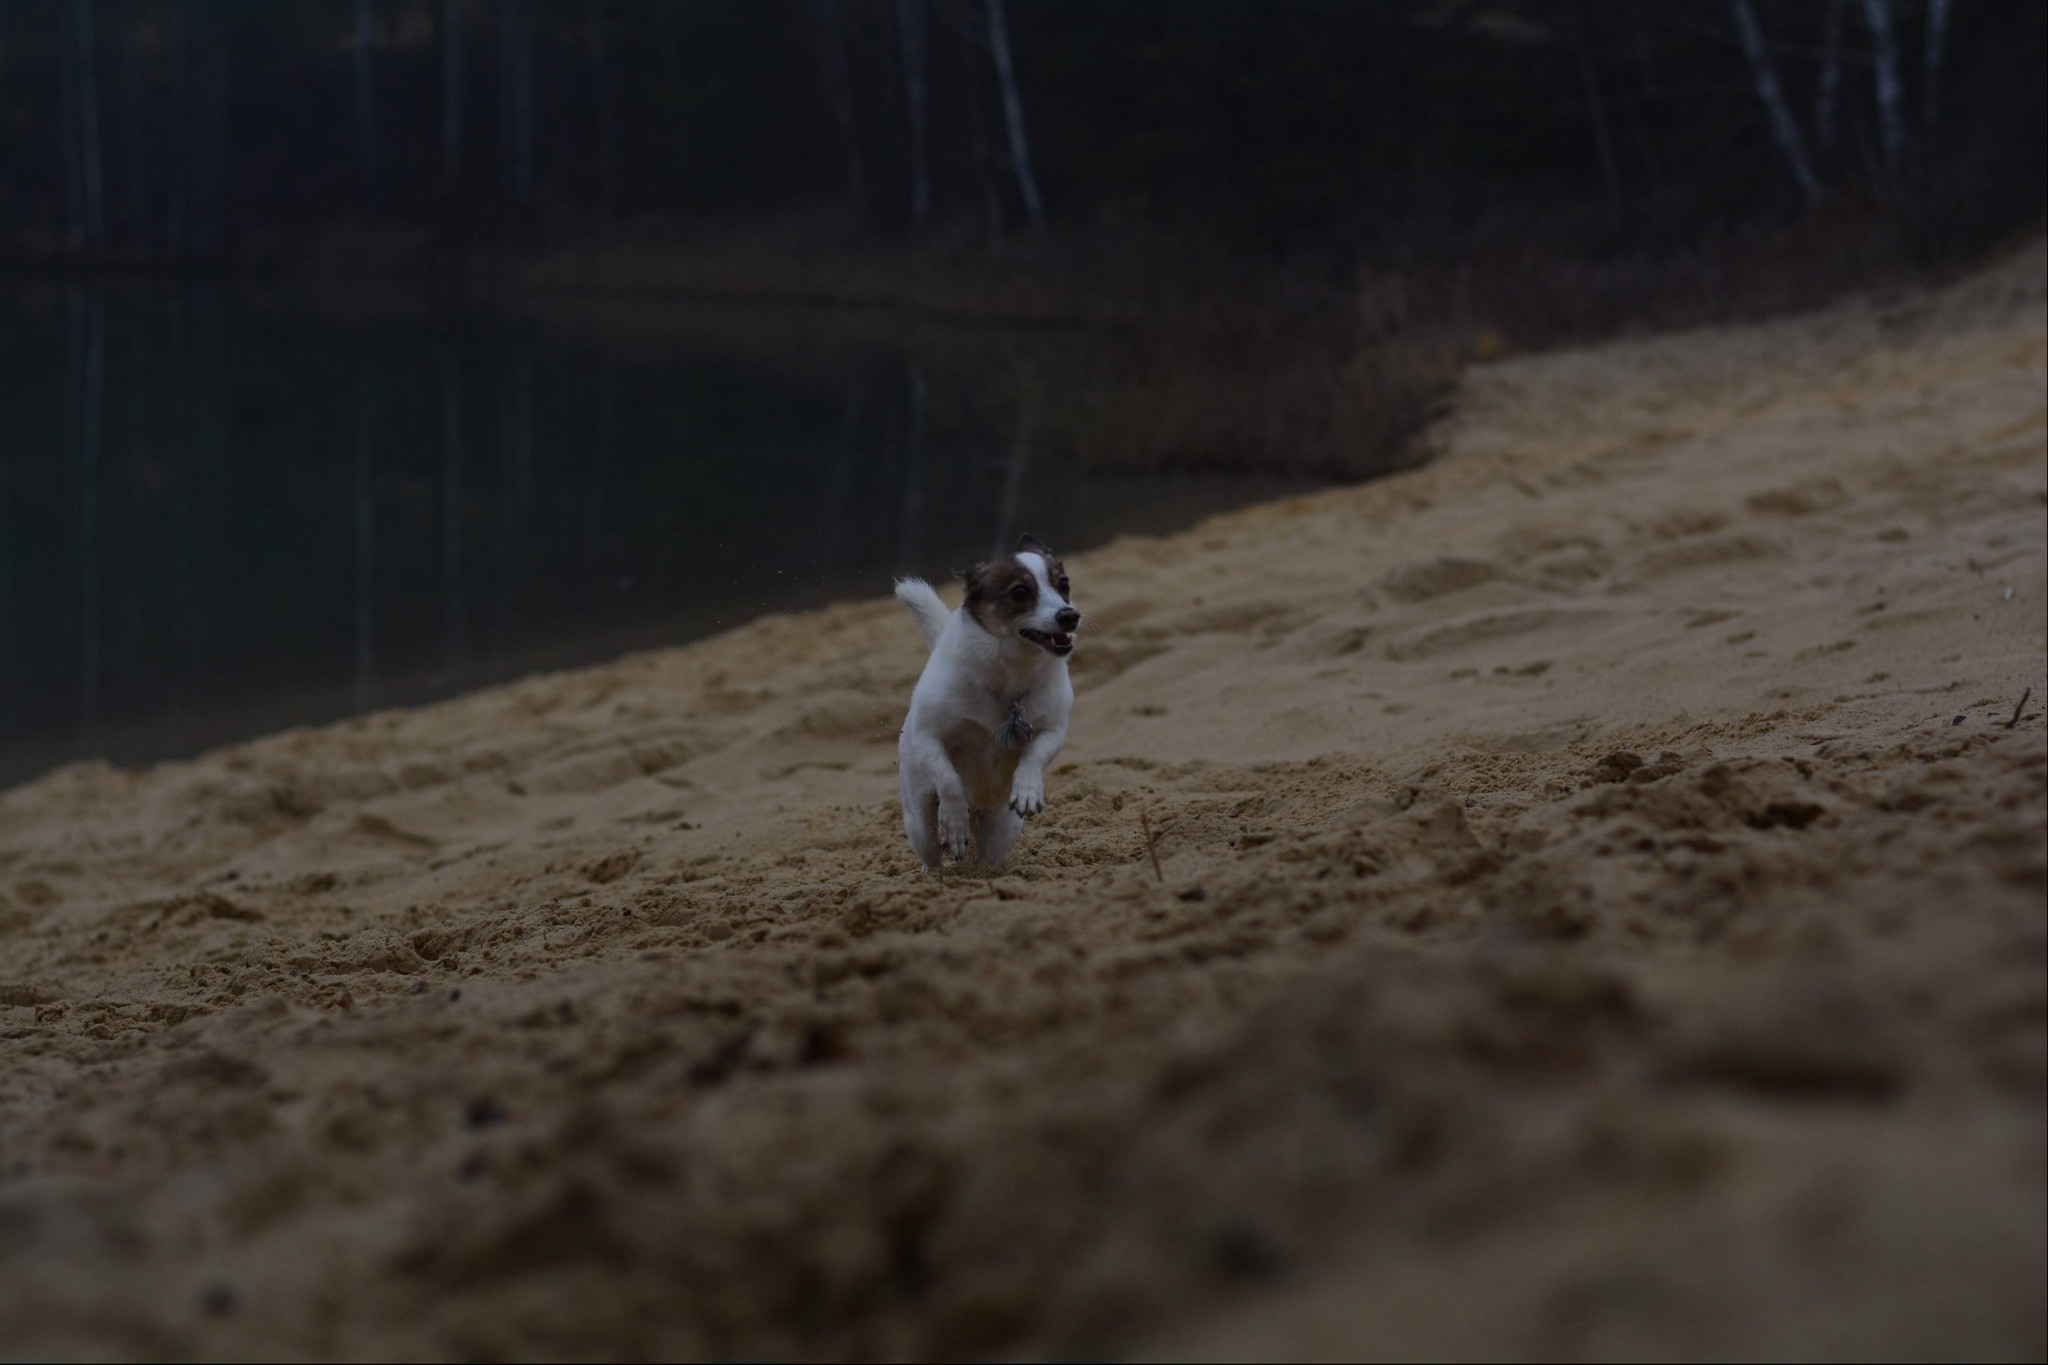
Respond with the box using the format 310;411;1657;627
1018;533;1053;557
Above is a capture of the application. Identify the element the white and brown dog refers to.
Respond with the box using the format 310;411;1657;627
893;534;1081;870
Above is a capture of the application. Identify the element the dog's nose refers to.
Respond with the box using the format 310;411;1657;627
1055;607;1080;631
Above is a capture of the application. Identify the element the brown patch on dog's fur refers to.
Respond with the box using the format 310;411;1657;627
966;536;1081;638
1019;535;1071;598
962;536;1075;638
963;557;1039;636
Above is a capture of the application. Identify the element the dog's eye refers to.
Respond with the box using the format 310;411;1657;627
1056;578;1071;596
1009;584;1031;603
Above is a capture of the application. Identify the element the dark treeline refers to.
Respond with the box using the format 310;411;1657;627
1;0;2042;275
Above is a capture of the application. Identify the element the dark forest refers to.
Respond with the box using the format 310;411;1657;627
3;0;2041;279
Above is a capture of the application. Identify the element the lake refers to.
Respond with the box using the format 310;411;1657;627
0;284;1318;787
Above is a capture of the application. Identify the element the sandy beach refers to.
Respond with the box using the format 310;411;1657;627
2;239;2043;1360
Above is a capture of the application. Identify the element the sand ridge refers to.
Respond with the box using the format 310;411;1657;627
1;241;2043;1360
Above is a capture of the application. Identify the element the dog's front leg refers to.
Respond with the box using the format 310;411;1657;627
906;733;974;861
1007;720;1067;818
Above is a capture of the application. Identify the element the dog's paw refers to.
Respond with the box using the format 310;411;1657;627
939;808;973;859
1009;781;1045;818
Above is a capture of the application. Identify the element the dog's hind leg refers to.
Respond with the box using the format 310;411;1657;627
901;736;967;868
901;758;943;871
904;789;943;871
975;804;1024;867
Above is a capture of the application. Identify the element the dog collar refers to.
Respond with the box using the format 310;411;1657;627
995;693;1034;749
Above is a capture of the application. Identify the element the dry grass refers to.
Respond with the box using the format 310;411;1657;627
356;203;2015;483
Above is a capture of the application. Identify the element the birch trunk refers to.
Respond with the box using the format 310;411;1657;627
355;0;377;214
814;0;863;208
75;0;106;248
958;13;1003;236
122;28;146;247
167;0;187;256
516;2;533;210
985;0;1044;233
354;367;378;713
442;353;466;677
58;2;84;252
1731;0;1821;203
493;345;533;653
77;292;105;723
187;0;223;262
1862;0;1905;163
1630;6;1657;99
1815;0;1846;151
441;0;461;191
1568;0;1621;213
500;0;533;212
897;0;929;232
895;360;927;575
587;0;616;223
1923;0;1951;134
992;392;1034;557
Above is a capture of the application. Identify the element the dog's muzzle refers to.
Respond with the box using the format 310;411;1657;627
1020;628;1074;657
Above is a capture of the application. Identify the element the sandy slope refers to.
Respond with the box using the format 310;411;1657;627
2;241;2043;1362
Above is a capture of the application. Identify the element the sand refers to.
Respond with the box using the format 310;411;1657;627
2;240;2043;1362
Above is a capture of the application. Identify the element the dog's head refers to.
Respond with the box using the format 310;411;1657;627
961;534;1081;658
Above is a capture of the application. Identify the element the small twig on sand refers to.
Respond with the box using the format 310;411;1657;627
2007;687;2031;729
1140;812;1164;883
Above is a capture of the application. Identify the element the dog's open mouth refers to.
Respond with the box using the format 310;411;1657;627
1020;628;1074;657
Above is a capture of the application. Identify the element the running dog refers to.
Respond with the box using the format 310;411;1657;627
893;534;1080;870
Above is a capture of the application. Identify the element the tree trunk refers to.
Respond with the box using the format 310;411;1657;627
355;0;378;215
354;366;378;713
894;360;927;575
518;2;535;211
587;0;617;224
1568;0;1621;214
985;0;1044;233
991;390;1035;558
0;457;11;718
816;374;863;571
814;0;864;210
77;292;105;723
0;447;11;715
500;0;533;213
896;0;929;232
167;0;187;256
1630;6;1657;100
493;344;533;654
498;0;514;180
442;352;467;678
1815;0;1847;151
186;0;224;263
1862;0;1905;164
1923;0;1951;134
76;0;105;248
958;10;1004;236
58;1;84;253
441;0;462;191
1730;0;1821;204
122;26;147;250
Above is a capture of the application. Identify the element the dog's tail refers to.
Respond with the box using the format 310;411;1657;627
893;578;951;650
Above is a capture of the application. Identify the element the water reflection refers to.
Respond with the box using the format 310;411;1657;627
0;286;1317;786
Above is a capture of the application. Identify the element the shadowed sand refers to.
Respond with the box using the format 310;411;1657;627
2;240;2043;1361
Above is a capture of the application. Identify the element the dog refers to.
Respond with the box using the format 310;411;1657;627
893;534;1081;871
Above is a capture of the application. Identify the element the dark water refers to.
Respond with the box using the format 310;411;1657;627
0;285;1314;788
